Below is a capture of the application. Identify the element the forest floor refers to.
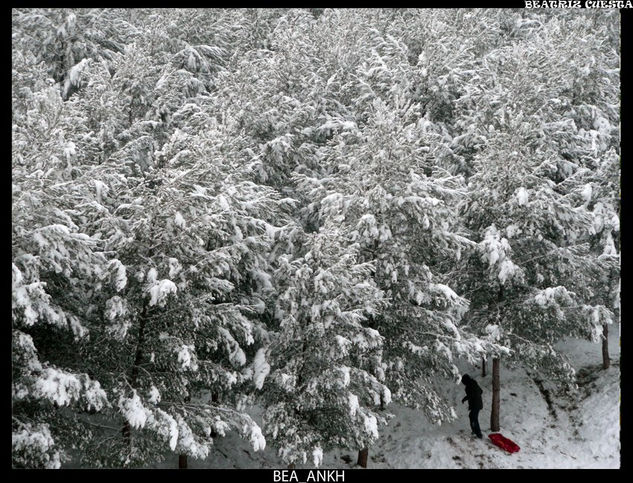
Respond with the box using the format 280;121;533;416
151;324;620;469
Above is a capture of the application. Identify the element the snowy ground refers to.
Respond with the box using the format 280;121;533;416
149;323;620;469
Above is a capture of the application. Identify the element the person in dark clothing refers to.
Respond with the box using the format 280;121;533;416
461;374;483;438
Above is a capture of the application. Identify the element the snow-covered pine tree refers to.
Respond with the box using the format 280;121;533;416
78;140;284;466
454;9;620;430
12;50;110;468
535;10;620;369
299;26;501;425
571;149;620;370
13;9;290;467
207;8;333;198
12;8;139;101
68;31;295;465
199;12;400;466
261;228;390;468
239;13;505;465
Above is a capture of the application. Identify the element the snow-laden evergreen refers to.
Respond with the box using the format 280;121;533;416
455;9;620;383
262;230;390;466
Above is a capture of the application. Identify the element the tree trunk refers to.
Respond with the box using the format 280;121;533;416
122;421;131;447
129;304;148;386
490;285;503;432
481;356;487;377
490;358;500;432
357;448;368;468
210;392;219;438
121;302;149;449
179;393;191;467
288;463;295;469
602;323;610;369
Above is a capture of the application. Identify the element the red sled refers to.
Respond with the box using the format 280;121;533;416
488;433;520;453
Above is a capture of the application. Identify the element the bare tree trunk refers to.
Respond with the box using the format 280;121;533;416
179;393;191;468
490;358;500;432
122;421;131;447
357;448;368;468
210;392;219;438
602;323;610;369
481;356;487;377
490;285;503;432
121;302;149;449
